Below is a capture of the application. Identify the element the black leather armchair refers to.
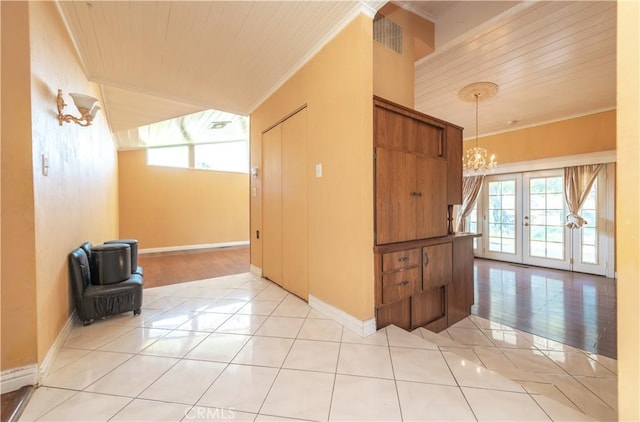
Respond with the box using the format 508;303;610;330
69;246;143;325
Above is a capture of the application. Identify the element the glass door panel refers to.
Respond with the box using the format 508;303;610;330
483;174;522;263
523;171;570;270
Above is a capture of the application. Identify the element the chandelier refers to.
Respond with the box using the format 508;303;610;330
458;82;499;175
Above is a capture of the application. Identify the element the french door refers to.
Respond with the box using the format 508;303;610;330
472;166;612;276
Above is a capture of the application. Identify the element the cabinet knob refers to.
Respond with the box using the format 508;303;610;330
397;280;409;287
398;257;409;262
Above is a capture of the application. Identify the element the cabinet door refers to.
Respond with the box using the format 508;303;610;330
413;119;445;158
411;286;447;330
262;126;283;285
422;243;452;289
415;156;448;239
374;106;414;151
375;148;416;244
377;299;411;331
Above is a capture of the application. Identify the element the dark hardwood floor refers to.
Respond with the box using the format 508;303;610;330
138;245;250;288
1;386;33;422
472;258;617;359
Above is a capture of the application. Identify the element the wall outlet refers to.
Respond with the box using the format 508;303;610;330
315;163;322;178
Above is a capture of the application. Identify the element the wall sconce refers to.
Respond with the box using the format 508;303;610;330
57;89;101;127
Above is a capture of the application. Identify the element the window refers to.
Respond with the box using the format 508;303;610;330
147;141;249;173
195;142;249;173
146;145;189;168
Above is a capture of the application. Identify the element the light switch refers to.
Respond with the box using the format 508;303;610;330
315;163;323;178
252;187;257;197
42;154;49;176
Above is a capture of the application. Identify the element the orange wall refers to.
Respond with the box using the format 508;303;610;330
1;1;120;370
251;14;375;320
616;2;640;418
118;150;249;249
467;110;616;164
29;1;120;363
373;4;434;109
1;1;38;370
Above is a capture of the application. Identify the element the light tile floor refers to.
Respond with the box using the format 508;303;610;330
20;273;616;421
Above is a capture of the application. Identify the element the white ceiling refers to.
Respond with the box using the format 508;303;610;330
56;0;616;147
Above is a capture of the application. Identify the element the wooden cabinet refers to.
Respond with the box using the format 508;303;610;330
373;96;473;333
374;97;460;246
374;236;476;332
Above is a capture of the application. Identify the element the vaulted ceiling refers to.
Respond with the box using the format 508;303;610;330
56;1;616;147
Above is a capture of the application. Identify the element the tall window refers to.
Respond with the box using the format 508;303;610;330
580;179;598;264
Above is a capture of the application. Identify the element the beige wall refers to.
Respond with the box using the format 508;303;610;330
373;4;434;109
1;1;38;370
616;1;640;419
118;150;249;249
466;110;616;164
251;14;375;320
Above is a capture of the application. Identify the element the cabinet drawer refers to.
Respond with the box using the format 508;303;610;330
381;268;421;304
382;249;420;272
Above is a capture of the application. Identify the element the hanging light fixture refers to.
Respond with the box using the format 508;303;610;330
458;82;498;174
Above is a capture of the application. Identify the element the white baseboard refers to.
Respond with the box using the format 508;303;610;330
1;311;77;394
139;241;249;255
39;311;76;384
1;365;38;394
250;265;262;277
308;295;376;337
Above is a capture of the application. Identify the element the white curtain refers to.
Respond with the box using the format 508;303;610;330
564;164;602;229
455;175;484;232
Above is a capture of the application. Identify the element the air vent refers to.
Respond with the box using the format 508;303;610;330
373;14;403;54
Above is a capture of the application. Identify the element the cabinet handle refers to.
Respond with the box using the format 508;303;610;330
438;136;444;158
424;253;429;266
398;257;409;262
397;280;409;287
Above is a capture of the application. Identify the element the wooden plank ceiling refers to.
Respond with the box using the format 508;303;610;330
411;1;616;138
57;1;616;147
